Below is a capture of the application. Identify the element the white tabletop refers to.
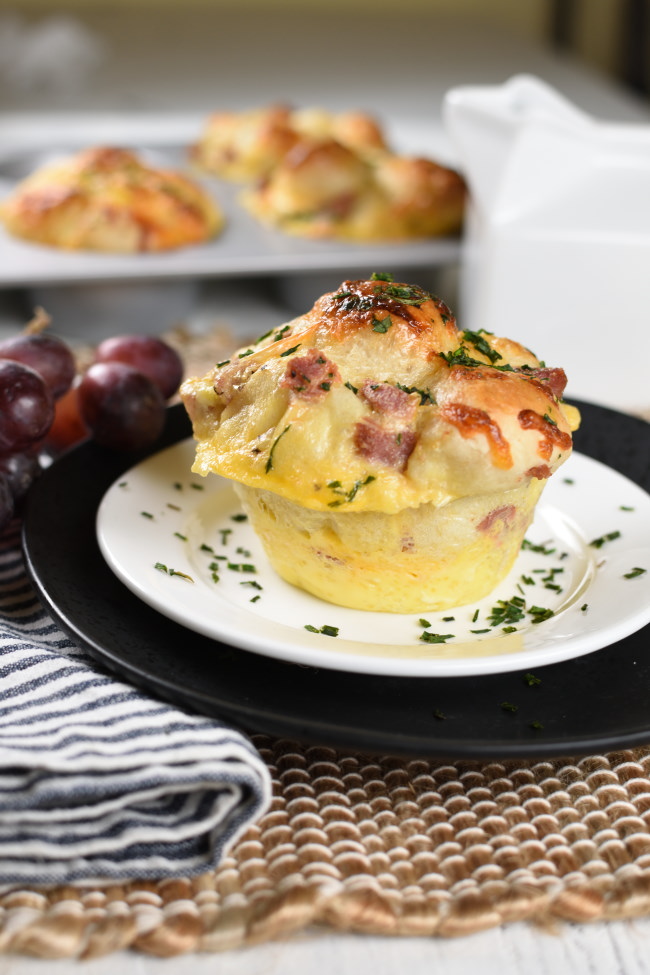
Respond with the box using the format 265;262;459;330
1;9;649;972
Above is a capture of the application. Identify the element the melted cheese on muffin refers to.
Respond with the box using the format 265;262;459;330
182;277;578;511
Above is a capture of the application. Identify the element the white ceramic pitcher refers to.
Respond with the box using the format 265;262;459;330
443;74;650;415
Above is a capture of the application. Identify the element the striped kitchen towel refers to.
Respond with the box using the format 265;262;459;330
0;523;271;886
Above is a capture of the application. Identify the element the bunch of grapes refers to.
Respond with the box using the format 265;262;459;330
0;323;184;534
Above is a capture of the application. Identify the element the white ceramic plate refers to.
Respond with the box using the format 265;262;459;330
96;442;650;677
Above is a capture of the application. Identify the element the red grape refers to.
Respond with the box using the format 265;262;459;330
0;332;76;400
78;362;166;451
0;475;13;534
0;360;55;453
95;335;183;399
0;451;41;506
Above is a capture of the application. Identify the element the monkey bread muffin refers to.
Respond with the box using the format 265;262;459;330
1;147;224;252
191;103;387;182
181;275;580;613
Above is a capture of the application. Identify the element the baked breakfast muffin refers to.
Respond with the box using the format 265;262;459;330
241;140;466;240
191;103;387;181
1;147;224;252
181;274;580;613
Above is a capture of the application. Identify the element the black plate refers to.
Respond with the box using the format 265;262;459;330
22;402;650;760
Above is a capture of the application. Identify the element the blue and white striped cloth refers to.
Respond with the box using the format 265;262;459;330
0;523;271;886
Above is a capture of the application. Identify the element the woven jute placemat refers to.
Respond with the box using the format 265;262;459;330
3;734;650;959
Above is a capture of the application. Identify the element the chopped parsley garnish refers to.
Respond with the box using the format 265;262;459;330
523;673;542;686
254;327;275;344
521;539;556;556
280;344;301;357
624;567;647;579
375;282;430;306
462;329;503;364
530;721;544;730
589;530;621;548
320;381;331;391
265;425;291;473
304;624;339;637
395;383;435;405
502;626;517;634
500;702;519;713
371;271;393;281
371;315;393;333
529;606;554;624
487;597;527;627
334;293;375;313
440;348;485;369
327;475;376;506
420;632;455;644
154;563;194;582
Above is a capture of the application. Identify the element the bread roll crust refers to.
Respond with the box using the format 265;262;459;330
1;147;223;252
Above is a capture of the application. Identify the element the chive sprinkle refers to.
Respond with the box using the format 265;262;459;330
624;567;647;579
266;425;291;473
420;632;455;644
589;530;621;548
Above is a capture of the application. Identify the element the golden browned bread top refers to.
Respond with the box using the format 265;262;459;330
1;146;224;252
191;103;387;182
181;276;580;513
242;139;466;240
